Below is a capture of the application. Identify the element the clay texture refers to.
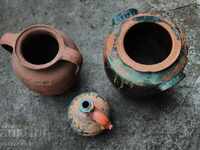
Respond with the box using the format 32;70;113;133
0;25;82;95
0;1;199;149
68;92;112;136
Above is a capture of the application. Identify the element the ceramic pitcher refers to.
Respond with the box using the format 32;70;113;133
0;25;82;95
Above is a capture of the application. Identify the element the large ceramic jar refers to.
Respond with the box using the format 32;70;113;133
0;25;82;95
103;8;188;96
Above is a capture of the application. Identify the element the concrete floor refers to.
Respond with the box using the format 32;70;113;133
0;0;199;150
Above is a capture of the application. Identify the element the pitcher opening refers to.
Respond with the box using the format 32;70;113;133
82;101;90;108
20;31;59;65
124;22;172;65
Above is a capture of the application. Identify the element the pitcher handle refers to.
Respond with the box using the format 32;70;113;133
0;32;18;53
61;47;82;74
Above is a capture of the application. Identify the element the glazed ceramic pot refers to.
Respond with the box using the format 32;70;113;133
0;25;82;96
68;92;112;136
103;8;188;96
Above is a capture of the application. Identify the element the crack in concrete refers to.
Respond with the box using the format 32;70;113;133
169;2;199;11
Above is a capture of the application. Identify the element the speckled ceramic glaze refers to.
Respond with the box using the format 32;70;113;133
68;92;112;136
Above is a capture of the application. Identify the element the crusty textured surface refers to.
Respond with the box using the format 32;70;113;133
68;92;110;136
0;0;199;150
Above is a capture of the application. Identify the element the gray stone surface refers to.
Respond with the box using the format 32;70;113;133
0;0;199;150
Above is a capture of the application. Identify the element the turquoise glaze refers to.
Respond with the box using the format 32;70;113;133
104;8;188;96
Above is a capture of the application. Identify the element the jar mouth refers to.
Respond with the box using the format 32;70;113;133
124;22;172;65
117;15;182;72
15;25;64;70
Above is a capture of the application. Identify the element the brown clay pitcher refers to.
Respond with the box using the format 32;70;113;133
0;25;82;96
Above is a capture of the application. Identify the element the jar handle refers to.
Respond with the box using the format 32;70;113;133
0;32;18;53
61;47;82;74
158;72;185;91
112;8;138;25
89;108;113;130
